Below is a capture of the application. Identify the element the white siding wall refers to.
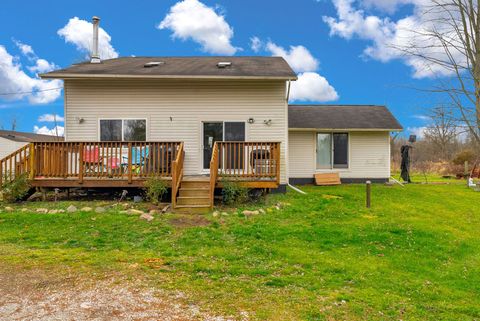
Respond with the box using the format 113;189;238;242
0;137;27;160
64;79;288;183
288;131;391;180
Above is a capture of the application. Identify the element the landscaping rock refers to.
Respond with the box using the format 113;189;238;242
212;211;219;217
242;210;259;217
4;206;14;212
66;205;77;213
36;208;48;214
95;207;106;213
48;209;59;214
149;210;160;215
80;207;93;212
58;209;65;213
140;213;154;222
258;209;266;214
126;209;144;215
27;192;43;201
161;205;171;213
221;211;229;216
21;208;29;212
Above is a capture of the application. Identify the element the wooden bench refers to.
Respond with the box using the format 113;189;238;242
314;173;341;186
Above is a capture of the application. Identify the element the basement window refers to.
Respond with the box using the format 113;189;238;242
100;119;146;141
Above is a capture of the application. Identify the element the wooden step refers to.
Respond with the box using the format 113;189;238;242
180;181;210;189
179;188;210;197
174;205;211;214
176;196;210;206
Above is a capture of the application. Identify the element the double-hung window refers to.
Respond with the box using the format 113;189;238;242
316;133;348;169
100;119;146;141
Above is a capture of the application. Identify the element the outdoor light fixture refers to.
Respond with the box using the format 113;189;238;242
248;118;255;124
264;119;272;126
75;117;85;124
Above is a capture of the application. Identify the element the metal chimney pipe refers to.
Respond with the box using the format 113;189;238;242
91;16;101;63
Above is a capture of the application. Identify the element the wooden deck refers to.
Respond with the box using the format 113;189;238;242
0;140;281;209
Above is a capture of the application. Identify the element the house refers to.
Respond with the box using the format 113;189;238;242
0;17;402;212
288;105;402;184
0;130;63;160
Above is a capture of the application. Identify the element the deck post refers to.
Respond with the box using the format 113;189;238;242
128;142;133;184
29;143;35;180
0;160;3;187
79;143;84;184
275;142;281;185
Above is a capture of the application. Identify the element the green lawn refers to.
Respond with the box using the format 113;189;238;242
1;184;480;320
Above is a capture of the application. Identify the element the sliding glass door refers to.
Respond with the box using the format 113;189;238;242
316;133;349;169
203;122;246;170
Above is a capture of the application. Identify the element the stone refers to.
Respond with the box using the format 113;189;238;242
149;209;160;215
140;213;154;222
4;206;14;212
95;207;106;213
58;209;65;213
66;205;77;213
242;210;259;217
21;208;29;212
212;211;219;217
48;209;59;214
36;208;48;214
258;209;266;214
161;205;171;213
221;212;229;216
80;207;92;212
126;208;144;215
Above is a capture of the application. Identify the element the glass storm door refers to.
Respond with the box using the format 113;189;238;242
203;122;223;169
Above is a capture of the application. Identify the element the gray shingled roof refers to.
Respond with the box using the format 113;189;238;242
40;56;297;80
289;105;403;130
0;130;64;142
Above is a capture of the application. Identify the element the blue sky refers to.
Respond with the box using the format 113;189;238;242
0;0;446;136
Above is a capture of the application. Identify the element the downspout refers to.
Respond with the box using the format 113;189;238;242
287;183;307;194
286;80;291;102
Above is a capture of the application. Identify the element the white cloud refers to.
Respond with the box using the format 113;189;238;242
0;45;62;104
28;58;57;73
158;0;237;55
33;125;65;137
323;0;460;78
250;36;262;52
290;72;339;102
412;114;429;121
266;42;319;73
58;17;119;60
13;40;34;57
407;126;426;139
38;113;64;122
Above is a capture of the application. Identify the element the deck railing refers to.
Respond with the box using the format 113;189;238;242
212;141;281;183
209;142;220;208
0;144;31;186
22;141;183;183
171;142;185;207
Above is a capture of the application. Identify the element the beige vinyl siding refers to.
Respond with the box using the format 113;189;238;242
288;131;391;179
0;137;27;160
64;79;288;183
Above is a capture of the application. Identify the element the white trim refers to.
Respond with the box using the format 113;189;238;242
98;117;148;141
315;132;350;171
40;73;297;81
290;128;401;132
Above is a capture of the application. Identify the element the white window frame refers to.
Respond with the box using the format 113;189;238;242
98;118;148;141
315;132;349;170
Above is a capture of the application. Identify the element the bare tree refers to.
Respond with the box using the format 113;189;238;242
397;0;480;142
423;105;459;159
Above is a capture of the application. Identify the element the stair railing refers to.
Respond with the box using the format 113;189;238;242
209;142;220;208
0;143;32;187
171;142;185;208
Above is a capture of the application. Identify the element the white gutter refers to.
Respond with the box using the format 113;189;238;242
287;183;307;195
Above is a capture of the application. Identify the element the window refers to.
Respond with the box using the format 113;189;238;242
100;119;146;141
316;133;348;169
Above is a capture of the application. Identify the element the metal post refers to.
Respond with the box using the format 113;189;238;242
366;180;371;208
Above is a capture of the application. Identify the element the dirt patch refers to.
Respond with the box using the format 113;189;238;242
169;215;211;228
0;269;230;321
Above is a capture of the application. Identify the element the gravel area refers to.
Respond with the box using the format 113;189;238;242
0;270;233;321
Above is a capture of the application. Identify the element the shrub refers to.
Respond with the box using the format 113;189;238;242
1;173;31;203
452;149;476;166
144;177;168;205
221;180;249;206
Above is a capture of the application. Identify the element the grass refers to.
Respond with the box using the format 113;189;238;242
1;184;480;320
